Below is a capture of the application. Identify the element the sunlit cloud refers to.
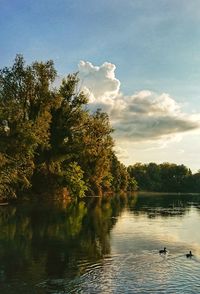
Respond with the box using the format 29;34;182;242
78;61;200;142
113;146;129;161
78;60;120;100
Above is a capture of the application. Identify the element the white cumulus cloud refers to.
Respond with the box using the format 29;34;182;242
78;61;200;142
78;60;120;100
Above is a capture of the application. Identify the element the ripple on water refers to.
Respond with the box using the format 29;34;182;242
36;251;200;294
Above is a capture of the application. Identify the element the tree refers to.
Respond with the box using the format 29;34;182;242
110;153;131;192
32;73;89;194
0;56;118;199
159;163;191;192
128;163;149;191
146;163;161;191
78;109;114;195
127;162;193;193
34;75;114;196
0;55;57;199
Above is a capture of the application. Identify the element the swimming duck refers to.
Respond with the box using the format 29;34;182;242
186;251;193;258
159;247;167;254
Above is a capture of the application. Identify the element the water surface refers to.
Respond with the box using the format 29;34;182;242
0;193;200;293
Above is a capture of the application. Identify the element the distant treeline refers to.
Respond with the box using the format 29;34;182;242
0;55;136;200
127;162;200;193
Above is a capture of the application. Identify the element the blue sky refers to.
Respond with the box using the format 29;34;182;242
1;0;200;171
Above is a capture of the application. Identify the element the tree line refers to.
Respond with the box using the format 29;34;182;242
0;55;136;200
127;162;200;193
0;56;199;201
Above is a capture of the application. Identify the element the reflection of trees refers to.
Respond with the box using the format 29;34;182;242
0;195;126;288
128;193;200;218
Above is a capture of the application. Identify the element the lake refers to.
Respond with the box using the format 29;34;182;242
0;193;200;293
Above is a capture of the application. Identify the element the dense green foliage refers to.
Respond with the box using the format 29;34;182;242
128;162;200;193
0;56;135;200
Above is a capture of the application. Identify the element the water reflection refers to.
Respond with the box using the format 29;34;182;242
0;193;200;293
0;195;126;293
128;193;200;217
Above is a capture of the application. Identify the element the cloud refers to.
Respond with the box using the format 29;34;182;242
78;61;200;142
78;60;120;100
113;91;200;142
114;146;129;161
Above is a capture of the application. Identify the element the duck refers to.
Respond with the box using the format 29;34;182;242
159;247;167;254
186;251;193;258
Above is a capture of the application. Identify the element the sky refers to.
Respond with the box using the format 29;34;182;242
1;0;200;171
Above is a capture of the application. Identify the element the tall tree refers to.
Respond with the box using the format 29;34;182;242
1;56;134;200
78;109;114;195
0;55;57;199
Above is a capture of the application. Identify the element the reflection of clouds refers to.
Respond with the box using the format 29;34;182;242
78;61;200;143
40;195;200;293
110;209;199;291
111;208;200;255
